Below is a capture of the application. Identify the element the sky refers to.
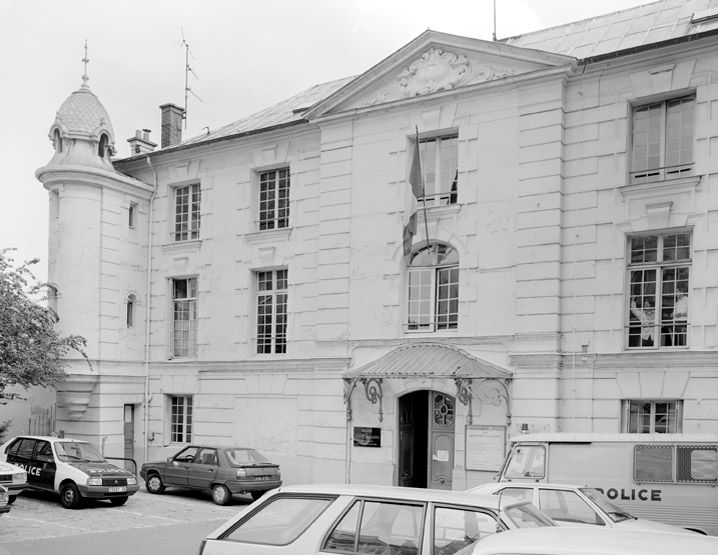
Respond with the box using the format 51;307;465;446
0;0;652;282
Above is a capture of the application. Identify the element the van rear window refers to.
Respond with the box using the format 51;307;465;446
634;444;718;483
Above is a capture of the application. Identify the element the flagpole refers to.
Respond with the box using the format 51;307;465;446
415;126;431;256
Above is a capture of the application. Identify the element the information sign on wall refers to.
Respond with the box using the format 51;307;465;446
353;426;381;447
465;425;506;471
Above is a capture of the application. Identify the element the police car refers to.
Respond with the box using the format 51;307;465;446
0;435;139;509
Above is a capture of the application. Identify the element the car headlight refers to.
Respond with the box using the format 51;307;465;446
236;469;247;478
127;476;138;486
87;477;103;487
15;471;27;484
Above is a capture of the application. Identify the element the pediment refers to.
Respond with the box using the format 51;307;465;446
306;30;576;118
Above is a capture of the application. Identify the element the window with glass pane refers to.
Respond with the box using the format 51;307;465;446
256;269;288;354
225;496;333;545
537;489;601;525
259;168;290;230
622;400;682;433
627;232;690;348
172;278;198;357
174;184;201;241
631;95;694;183
407;244;459;331
434;506;500;554
417;135;458;206
171;395;192;443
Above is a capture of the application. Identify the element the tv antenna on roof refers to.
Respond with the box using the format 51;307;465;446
180;28;203;130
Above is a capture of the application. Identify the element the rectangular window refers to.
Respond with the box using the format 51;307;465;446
627;232;690;348
170;395;192;443
256;269;288;354
172;278;198;358
634;444;717;484
258;168;290;230
128;202;137;228
417;134;458;206
174;183;201;241
630;95;694;183
622;400;683;433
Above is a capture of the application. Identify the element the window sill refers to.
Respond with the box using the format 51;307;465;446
420;203;461;221
161;239;202;253
245;227;292;245
619;175;701;199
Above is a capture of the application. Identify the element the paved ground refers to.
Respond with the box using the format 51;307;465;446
0;487;250;549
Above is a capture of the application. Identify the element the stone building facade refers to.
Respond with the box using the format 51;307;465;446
35;0;718;489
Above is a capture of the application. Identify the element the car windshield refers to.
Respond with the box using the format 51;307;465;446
225;448;270;466
581;488;635;522
502;502;556;529
55;441;106;463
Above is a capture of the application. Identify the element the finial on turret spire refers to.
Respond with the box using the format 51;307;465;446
81;39;90;89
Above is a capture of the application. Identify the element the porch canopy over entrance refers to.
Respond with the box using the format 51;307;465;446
342;343;511;423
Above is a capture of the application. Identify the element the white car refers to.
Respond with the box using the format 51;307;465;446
0;459;28;504
0;435;139;509
199;483;555;554
467;482;695;535
459;527;718;555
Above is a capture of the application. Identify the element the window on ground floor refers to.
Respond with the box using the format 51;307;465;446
169;395;192;443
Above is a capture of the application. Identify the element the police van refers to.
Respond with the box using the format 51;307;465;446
496;433;718;535
0;435;139;509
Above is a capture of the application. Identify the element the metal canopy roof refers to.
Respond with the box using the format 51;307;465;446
343;343;511;380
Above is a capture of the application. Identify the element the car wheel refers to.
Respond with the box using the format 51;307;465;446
146;474;165;494
110;496;128;506
250;491;265;502
60;483;82;509
7;495;16;505
211;484;231;505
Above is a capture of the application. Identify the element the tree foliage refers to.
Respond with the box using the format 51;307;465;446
0;249;89;404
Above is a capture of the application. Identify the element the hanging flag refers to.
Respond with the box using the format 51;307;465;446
409;131;424;200
402;211;417;256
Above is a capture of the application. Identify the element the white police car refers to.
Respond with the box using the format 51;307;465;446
0;435;139;509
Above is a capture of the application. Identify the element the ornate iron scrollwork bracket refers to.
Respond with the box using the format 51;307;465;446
454;378;474;424
343;378;359;422
361;377;383;423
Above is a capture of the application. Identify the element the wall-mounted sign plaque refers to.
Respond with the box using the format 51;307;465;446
353;426;381;447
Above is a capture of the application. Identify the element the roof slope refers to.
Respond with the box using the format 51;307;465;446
501;0;718;58
180;76;354;146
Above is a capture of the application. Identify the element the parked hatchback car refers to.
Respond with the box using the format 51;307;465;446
467;482;696;535
0;435;139;509
140;445;281;505
458;527;718;555
198;483;556;554
0;459;28;504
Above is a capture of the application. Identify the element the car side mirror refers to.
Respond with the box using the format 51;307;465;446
167;456;173;462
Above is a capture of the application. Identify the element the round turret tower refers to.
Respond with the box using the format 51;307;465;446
35;50;154;438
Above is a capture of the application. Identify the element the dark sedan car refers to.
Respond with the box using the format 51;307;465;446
140;445;281;505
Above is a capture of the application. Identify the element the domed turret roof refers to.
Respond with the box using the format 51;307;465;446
54;79;114;139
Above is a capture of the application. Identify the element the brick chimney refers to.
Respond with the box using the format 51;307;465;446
160;103;185;148
127;129;157;155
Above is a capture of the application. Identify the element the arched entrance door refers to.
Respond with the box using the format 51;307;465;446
398;390;455;489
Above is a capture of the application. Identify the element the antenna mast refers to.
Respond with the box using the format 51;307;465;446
181;29;202;130
493;0;497;41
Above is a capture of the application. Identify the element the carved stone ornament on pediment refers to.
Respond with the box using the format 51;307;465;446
361;48;517;107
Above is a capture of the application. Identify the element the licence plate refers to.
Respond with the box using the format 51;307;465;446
109;486;127;493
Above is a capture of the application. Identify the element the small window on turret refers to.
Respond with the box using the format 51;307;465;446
98;134;109;158
53;130;62;153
